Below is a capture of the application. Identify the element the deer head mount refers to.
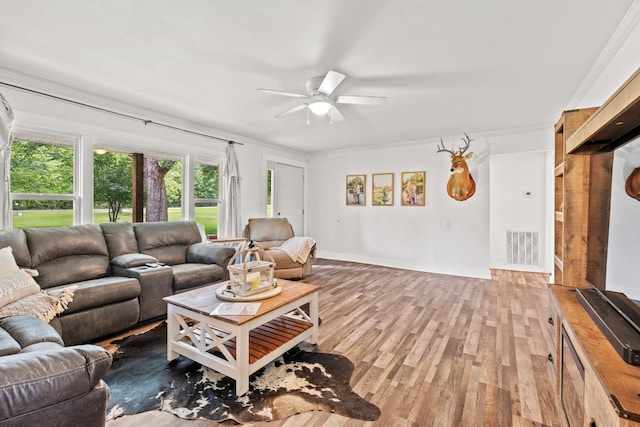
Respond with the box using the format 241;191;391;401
626;167;640;201
437;133;476;201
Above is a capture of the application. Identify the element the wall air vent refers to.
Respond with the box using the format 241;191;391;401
506;230;539;267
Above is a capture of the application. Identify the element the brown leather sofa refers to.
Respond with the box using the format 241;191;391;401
243;218;315;279
0;315;111;427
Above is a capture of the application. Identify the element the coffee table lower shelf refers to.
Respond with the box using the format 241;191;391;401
178;316;312;363
165;286;318;395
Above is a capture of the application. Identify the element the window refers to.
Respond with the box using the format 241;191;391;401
266;167;274;218
145;155;182;222
10;130;77;228
194;161;219;237
93;147;184;224
8;129;218;229
93;150;133;223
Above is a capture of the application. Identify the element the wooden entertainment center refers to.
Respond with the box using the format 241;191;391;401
550;67;640;426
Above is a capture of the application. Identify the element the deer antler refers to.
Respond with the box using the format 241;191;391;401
436;138;455;154
458;132;474;154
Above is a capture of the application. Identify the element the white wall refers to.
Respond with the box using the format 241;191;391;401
488;129;554;273
489;151;549;272
308;137;492;279
569;0;640;109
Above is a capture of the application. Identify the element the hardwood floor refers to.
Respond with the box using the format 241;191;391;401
104;259;561;427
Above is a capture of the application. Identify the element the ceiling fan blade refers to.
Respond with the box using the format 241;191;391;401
257;88;307;98
275;103;308;118
318;70;346;95
329;105;345;123
335;95;386;105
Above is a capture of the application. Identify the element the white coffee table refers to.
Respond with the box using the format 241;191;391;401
163;279;319;395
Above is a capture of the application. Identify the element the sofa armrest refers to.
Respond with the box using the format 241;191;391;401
187;243;236;267
111;253;158;268
0;344;112;421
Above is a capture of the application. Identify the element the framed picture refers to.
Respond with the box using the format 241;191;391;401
401;171;426;206
346;174;366;205
372;173;394;206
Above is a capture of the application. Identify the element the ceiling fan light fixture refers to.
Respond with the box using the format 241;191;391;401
308;100;332;115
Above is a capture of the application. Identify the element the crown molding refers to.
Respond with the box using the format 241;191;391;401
567;0;640;108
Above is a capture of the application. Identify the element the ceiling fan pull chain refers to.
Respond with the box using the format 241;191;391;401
306;107;310;125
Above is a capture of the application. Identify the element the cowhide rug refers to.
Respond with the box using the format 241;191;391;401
104;323;380;423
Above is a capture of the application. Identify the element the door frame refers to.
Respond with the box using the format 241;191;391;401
263;154;308;235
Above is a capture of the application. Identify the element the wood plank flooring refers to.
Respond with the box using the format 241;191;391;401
104;259;561;427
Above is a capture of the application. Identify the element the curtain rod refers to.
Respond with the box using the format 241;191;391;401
0;81;243;145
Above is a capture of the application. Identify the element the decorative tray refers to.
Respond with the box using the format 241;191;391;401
215;284;282;302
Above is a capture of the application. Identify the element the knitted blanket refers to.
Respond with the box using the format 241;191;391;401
0;286;76;323
279;237;316;263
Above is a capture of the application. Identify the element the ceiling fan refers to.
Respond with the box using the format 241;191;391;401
257;70;386;124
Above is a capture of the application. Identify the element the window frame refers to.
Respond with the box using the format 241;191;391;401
193;157;221;206
9;126;81;227
94;142;186;222
4;126;225;230
193;156;222;237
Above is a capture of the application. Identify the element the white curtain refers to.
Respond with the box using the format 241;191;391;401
0;93;15;230
220;142;242;238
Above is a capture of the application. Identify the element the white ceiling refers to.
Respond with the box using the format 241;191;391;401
0;0;635;153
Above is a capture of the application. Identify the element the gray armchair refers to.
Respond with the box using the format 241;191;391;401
243;218;315;279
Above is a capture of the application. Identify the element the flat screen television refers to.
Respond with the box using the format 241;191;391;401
578;131;640;365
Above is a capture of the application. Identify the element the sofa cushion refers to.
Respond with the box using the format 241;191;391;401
24;225;110;288
254;240;288;250
141;245;191;266
0;270;41;308
0;229;31;268
0;315;64;356
0;315;64;348
49;276;140;315
0;344;112;421
18;341;64;354
134;221;202;265
111;253;158;268
171;263;226;291
57;299;140;346
262;248;303;270
100;221;139;259
187;243;236;266
0;329;20;356
246;218;294;242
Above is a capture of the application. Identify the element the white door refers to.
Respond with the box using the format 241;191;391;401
274;163;304;236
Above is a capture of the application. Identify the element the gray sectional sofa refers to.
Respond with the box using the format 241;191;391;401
0;220;236;426
0;220;235;345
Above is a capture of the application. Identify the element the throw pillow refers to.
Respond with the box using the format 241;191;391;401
0;269;41;308
0;286;76;323
0;246;20;277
